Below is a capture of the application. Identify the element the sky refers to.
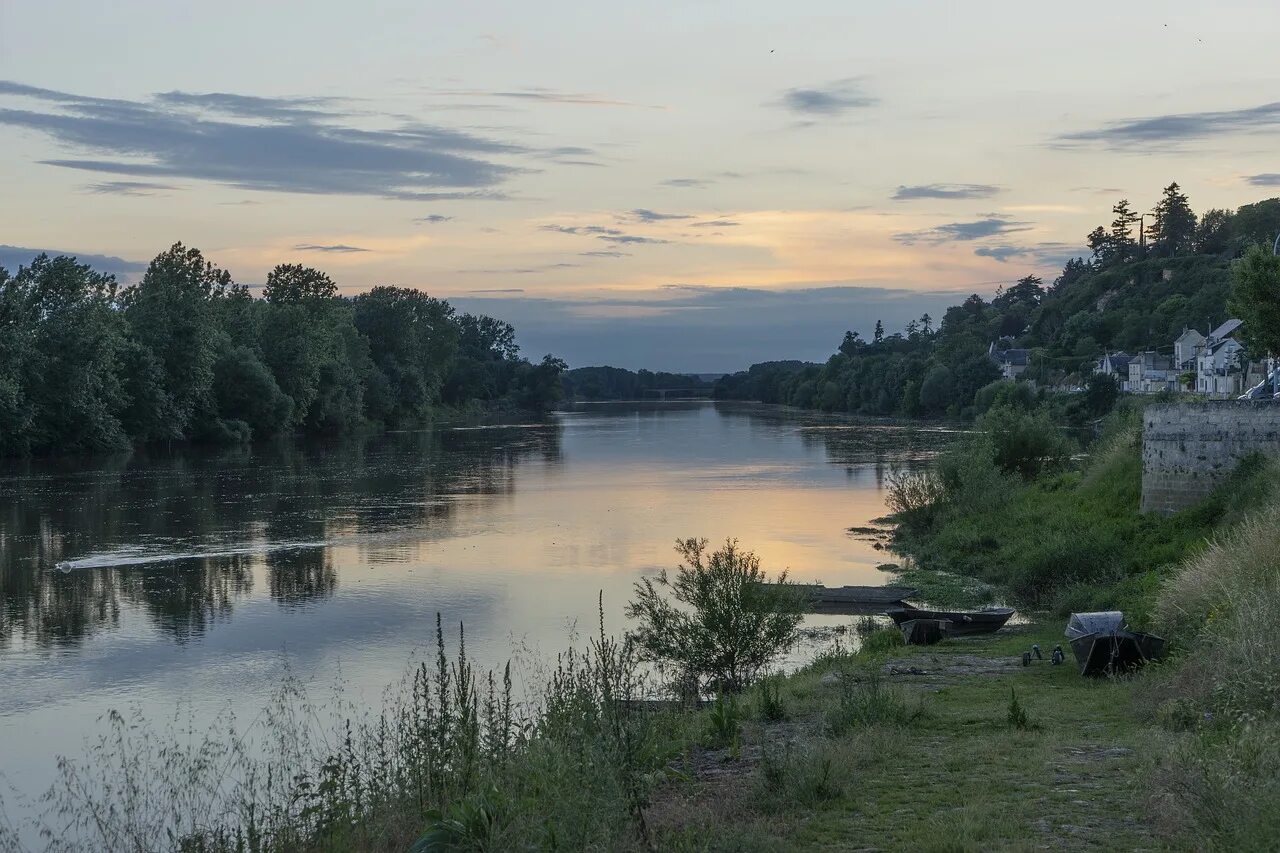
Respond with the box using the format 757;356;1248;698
2;1;1279;372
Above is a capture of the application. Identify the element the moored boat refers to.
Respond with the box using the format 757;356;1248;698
884;604;1015;635
1065;611;1165;676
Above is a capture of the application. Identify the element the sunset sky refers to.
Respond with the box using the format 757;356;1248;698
3;0;1279;370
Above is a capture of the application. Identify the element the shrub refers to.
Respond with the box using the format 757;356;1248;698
626;539;804;693
758;741;846;807
859;627;905;656
756;676;788;723
885;468;945;519
975;403;1074;480
824;674;924;736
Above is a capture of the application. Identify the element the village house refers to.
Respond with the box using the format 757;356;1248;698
1173;328;1205;375
1196;319;1248;397
989;343;1030;380
1127;352;1180;394
1096;352;1134;390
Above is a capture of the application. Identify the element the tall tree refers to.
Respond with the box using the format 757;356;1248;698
873;320;884;344
120;243;232;439
1228;245;1280;356
1109;199;1140;264
1148;182;1197;258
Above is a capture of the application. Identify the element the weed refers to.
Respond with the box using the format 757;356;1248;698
824;674;924;736
756;676;787;723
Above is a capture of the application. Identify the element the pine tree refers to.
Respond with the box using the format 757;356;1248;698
873;320;884;344
1148;182;1197;258
1109;199;1139;264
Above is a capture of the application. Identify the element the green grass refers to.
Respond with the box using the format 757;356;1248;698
653;625;1162;852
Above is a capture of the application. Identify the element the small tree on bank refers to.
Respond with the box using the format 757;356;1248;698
626;538;804;694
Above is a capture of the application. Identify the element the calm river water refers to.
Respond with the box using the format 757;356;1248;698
0;401;951;832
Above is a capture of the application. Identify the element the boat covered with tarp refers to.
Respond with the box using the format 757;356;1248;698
884;604;1015;635
1065;611;1166;676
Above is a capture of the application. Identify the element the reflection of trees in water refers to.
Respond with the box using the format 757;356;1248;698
712;401;958;475
0;425;562;650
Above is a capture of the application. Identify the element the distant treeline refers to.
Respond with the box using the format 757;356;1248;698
0;243;566;456
716;189;1280;420
562;365;714;400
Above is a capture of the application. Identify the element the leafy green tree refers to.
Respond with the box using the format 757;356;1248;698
976;404;1073;480
1194;209;1235;255
626;538;804;693
353;286;458;425
4;255;130;452
212;344;294;437
1148;182;1197;258
1228;245;1280;357
918;364;954;414
121;243;232;439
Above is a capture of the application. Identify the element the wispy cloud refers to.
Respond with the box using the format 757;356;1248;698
414;214;453;223
893;215;1032;245
580;250;631;258
460;263;578;274
83;180;180;196
661;177;711;189
0;80;533;199
893;183;1001;201
599;235;670;245
1247;173;1280;186
776;78;877;118
974;241;1086;267
692;219;739;227
294;243;371;253
627;208;692;222
431;87;663;110
540;224;624;236
1056;101;1280;149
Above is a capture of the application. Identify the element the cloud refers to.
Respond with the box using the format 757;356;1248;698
660;178;711;188
1247;173;1280;186
1056;101;1280;149
580;250;631;258
433;87;662;110
893;215;1032;245
294;243;371;253
84;180;180;196
0;80;532;199
776;78;877;117
467;288;525;294
692;219;739;227
628;208;692;222
540;224;624;236
892;184;1001;201
414;214;453;223
598;235;670;245
459;263;578;274
973;241;1087;267
0;244;146;277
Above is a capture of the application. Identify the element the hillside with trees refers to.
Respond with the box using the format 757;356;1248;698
0;243;566;456
561;365;713;400
716;187;1280;419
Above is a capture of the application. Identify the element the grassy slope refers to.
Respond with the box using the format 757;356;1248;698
651;625;1160;852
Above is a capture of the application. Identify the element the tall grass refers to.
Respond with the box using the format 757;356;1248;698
30;607;677;852
1145;485;1280;849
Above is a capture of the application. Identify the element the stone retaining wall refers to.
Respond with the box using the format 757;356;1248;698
1141;401;1280;514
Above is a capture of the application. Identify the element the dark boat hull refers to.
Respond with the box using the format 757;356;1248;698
900;618;951;645
1070;630;1166;676
790;584;919;614
885;605;1014;635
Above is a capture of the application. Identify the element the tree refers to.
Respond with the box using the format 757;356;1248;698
873;320;884;344
626;538;804;693
1194;208;1235;255
976;404;1073;480
121;243;232;439
262;264;338;304
918;364;954;414
1148;182;1197;258
1087;226;1112;265
1228;245;1280;357
1109;199;1140;264
838;330;864;356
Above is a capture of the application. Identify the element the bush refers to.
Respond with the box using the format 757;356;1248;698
975;403;1074;480
859;627;905;656
758;741;846;807
823;674;924;736
627;539;804;693
885;468;945;519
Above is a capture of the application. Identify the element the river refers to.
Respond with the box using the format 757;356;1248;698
0;401;952;838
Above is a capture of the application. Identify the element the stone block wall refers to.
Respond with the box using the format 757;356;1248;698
1141;401;1280;514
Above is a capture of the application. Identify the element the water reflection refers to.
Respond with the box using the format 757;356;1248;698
0;426;563;650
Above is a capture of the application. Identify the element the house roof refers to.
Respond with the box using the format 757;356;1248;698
1175;328;1205;344
1209;318;1243;340
1206;337;1243;356
1100;352;1133;369
995;349;1030;366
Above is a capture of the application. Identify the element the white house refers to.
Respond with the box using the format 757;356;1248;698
1127;352;1179;394
1196;319;1247;396
1096;352;1134;389
1173;328;1205;374
990;345;1030;380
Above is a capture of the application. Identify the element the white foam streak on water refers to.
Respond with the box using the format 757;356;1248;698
54;541;330;572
